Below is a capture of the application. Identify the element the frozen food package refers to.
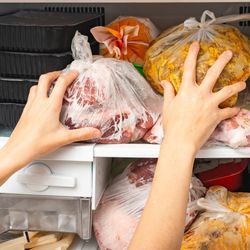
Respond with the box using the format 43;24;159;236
181;186;250;250
60;31;162;143
145;108;250;148
144;10;250;108
91;16;159;65
143;114;163;144
94;159;206;250
210;109;250;148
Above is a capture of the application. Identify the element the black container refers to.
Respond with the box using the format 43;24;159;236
0;51;73;79
0;10;103;53
0;103;24;128
0;77;37;103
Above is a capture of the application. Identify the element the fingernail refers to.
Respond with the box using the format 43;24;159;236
93;130;102;138
160;81;167;88
71;70;79;76
224;50;233;59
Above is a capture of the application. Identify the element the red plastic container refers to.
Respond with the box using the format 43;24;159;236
197;159;248;191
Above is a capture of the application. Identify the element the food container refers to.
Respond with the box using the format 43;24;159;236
0;77;37;103
0;51;73;79
197;159;248;191
0;10;103;53
0;103;24;128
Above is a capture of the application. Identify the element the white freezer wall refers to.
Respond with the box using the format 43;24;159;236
0;2;249;35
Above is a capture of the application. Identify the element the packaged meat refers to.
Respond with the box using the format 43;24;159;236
197;159;248;191
93;159;206;250
210;109;250;148
181;186;250;250
145;108;250;148
143;114;163;144
144;10;250;108
91;16;159;65
60;32;162;143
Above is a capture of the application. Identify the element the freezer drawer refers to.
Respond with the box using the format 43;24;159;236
0;194;92;240
0;160;93;198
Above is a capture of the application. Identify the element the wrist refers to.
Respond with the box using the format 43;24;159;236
161;137;198;157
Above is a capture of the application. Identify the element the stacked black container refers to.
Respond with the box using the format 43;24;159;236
0;8;104;128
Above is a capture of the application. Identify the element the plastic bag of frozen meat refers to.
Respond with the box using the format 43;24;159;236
209;108;250;148
93;159;206;250
59;31;163;143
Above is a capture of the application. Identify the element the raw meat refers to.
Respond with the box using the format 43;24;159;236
60;32;163;143
94;159;206;250
143;115;163;144
210;109;250;148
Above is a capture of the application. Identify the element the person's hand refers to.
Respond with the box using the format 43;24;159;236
5;70;101;163
161;41;246;152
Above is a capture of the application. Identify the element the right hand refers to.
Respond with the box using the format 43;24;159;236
161;41;246;152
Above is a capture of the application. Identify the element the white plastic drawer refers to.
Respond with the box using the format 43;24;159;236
0;160;93;198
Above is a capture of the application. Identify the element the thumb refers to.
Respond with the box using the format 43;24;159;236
66;127;102;143
161;80;175;106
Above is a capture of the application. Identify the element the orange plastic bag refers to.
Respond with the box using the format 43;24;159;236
91;16;159;65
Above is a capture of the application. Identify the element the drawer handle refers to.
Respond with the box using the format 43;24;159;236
17;173;76;188
16;162;76;192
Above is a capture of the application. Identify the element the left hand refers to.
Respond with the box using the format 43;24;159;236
5;70;101;164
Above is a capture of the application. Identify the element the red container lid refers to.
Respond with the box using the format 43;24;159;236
197;159;248;191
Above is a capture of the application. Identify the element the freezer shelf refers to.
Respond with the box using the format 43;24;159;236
1;134;250;159
94;143;250;159
0;0;246;2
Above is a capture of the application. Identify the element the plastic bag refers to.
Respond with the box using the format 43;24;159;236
182;186;250;250
144;10;250;108
91;16;159;65
60;32;163;143
145;108;250;148
143;114;163;144
209;108;250;148
93;159;206;250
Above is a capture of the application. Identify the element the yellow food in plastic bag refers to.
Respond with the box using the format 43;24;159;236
144;11;250;107
181;186;250;250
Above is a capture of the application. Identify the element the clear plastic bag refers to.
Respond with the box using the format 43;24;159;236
60;32;163;143
145;107;250;148
182;186;250;250
209;108;250;148
144;10;250;108
93;159;206;250
91;16;159;65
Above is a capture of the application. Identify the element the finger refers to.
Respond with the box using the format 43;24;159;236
213;82;246;104
50;70;79;102
65;127;102;143
27;85;38;105
201;50;233;91
182;41;200;86
219;107;240;121
161;80;175;107
37;71;61;98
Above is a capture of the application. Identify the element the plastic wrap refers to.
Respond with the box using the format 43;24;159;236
182;186;250;250
210;109;250;148
94;159;206;250
60;32;162;143
144;10;250;108
91;16;159;65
